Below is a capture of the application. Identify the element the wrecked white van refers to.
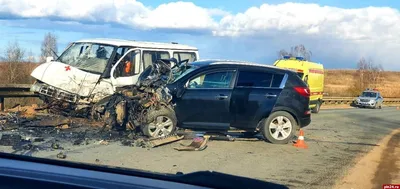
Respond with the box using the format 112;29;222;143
30;38;199;107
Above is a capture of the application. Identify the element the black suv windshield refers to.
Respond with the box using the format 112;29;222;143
170;65;199;83
57;42;116;74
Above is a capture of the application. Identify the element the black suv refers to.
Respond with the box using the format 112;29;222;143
167;60;311;144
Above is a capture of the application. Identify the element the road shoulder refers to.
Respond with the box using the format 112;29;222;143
333;128;400;189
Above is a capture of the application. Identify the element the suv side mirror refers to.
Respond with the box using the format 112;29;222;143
46;56;54;63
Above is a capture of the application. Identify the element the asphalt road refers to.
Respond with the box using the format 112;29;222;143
1;107;400;189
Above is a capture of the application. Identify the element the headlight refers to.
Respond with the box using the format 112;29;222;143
356;99;360;102
370;100;375;103
30;82;42;92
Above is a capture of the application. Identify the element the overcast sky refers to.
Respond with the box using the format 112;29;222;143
1;0;400;70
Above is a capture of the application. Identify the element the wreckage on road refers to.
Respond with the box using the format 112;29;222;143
29;38;198;138
30;38;198;110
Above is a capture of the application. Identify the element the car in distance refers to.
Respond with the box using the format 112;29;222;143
167;60;311;144
355;88;384;109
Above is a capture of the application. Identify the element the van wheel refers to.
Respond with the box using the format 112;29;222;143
261;111;296;144
311;101;321;113
141;107;177;139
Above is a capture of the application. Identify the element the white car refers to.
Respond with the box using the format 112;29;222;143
355;89;384;109
30;38;199;106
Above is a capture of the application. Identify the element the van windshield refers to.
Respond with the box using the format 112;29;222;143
57;42;116;74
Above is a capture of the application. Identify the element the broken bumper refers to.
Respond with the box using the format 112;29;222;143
30;82;78;103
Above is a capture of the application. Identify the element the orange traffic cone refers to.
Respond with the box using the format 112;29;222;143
293;129;308;149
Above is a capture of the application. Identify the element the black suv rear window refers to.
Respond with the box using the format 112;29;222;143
271;74;284;87
237;71;284;88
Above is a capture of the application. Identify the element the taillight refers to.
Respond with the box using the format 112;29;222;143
294;86;310;97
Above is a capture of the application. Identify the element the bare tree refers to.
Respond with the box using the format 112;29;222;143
278;44;312;61
27;49;36;63
349;57;384;96
40;32;58;62
3;40;25;83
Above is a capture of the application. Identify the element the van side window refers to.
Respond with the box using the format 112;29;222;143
114;51;136;78
143;51;170;70
237;71;273;87
173;52;197;63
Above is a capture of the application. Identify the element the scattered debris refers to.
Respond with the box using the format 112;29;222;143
33;137;45;142
51;143;63;150
98;140;109;145
73;138;83;145
6;104;40;119
57;152;67;159
174;135;210;151
134;138;149;148
57;124;69;130
35;117;70;127
148;135;184;148
0;134;22;146
121;140;134;147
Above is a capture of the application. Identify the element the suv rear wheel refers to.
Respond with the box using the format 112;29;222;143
261;111;297;144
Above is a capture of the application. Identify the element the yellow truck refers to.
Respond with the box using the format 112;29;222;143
273;56;324;113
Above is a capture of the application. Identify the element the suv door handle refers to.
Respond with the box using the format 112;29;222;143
215;94;228;100
265;93;277;98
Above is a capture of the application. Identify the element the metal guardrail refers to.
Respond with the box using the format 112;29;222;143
0;84;38;111
322;97;400;105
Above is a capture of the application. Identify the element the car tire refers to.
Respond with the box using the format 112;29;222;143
261;111;297;144
311;102;321;113
141;107;177;139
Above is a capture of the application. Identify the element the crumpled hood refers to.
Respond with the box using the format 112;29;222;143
30;61;101;97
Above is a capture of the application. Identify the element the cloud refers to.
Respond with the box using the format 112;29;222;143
1;1;400;69
0;0;218;30
214;3;400;42
2;0;400;42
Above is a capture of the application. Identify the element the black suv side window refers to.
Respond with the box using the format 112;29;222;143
237;70;284;88
188;71;234;89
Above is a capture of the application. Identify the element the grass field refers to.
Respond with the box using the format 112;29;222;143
324;69;400;98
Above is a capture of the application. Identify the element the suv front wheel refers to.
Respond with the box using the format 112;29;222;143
141;107;177;139
261;111;297;144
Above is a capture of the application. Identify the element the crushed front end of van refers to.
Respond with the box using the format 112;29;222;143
30;38;198;115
